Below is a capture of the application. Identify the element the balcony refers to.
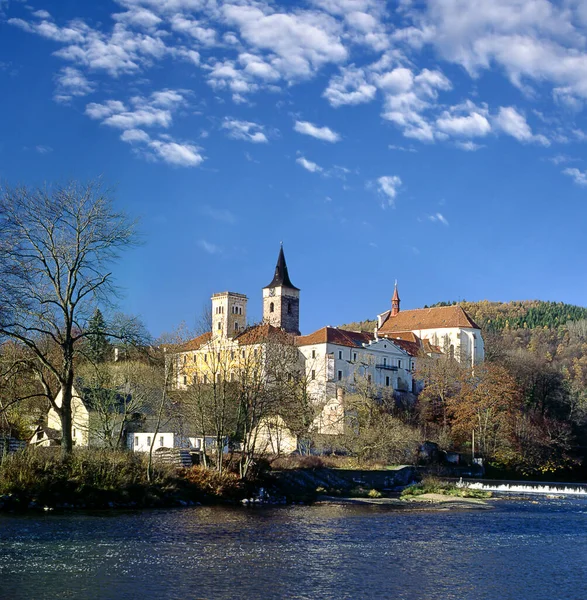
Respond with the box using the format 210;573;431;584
375;364;398;371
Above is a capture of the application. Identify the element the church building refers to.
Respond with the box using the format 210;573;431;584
170;247;484;430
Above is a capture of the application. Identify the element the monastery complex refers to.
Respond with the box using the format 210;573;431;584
171;247;484;435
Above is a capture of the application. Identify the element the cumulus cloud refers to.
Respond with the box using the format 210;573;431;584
296;156;323;172
563;168;587;186
221;3;347;80
86;90;185;129
294;120;341;142
436;102;491;138
148;139;203;166
323;65;377;107
222;118;268;143
494;106;549;145
375;175;402;207
54;66;94;102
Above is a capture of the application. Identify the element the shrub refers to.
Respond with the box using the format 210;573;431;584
0;448;176;506
181;466;245;500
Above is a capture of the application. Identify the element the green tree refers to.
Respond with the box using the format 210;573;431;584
87;308;111;364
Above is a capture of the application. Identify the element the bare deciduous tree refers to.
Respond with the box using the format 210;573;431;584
0;180;137;457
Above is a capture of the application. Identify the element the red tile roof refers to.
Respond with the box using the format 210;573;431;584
296;327;374;348
234;323;294;345
175;332;212;352
378;305;480;334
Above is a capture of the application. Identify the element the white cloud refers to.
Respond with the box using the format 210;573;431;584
120;128;151;143
53;66;94;102
436;104;491;138
198;239;221;254
494;106;549;145
455;141;484;151
86;90;185;130
32;10;52;20
376;175;402;207
170;14;217;45
35;145;53;154
563;168;587;186
222;118;268;143
294;120;340;142
113;8;162;30
323;65;377;107
221;3;347;80
428;212;449;226
407;0;587;104
85;100;127;120
379;67;452;142
147;139;204;166
296;156;323;172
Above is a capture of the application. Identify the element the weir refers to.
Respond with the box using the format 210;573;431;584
457;478;587;496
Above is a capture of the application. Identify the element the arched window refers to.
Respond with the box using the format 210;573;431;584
450;344;455;359
270;302;274;313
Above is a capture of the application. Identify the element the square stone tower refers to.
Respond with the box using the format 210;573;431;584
211;292;247;338
262;245;300;335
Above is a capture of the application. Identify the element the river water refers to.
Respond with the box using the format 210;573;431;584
0;498;586;600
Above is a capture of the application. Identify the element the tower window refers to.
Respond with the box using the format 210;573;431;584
338;350;342;360
311;370;315;380
337;370;342;381
235;322;239;331
287;302;292;314
270;302;274;313
312;350;316;359
385;376;390;387
217;322;221;330
398;360;402;368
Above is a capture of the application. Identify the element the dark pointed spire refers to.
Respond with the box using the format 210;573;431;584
391;280;400;316
265;244;299;290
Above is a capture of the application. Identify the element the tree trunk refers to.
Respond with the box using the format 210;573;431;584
60;382;74;459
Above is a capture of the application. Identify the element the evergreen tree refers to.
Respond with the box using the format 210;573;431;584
88;309;110;363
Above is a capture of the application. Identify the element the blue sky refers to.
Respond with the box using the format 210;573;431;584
1;0;586;338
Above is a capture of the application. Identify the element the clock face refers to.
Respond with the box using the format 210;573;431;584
268;288;275;296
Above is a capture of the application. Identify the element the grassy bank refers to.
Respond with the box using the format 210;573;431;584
0;449;248;510
401;476;492;499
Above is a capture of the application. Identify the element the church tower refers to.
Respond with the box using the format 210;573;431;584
211;291;247;339
262;245;300;335
391;281;400;316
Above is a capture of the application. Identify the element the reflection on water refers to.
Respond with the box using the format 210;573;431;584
1;500;586;600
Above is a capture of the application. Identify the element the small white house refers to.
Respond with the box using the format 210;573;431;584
127;431;229;454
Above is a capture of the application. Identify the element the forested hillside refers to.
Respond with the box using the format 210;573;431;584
430;300;587;332
341;300;587;478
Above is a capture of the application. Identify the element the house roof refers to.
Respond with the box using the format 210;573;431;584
176;332;212;353
235;323;294;345
378;305;480;334
264;245;299;290
296;326;374;348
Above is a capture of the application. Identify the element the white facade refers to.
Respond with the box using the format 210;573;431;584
298;336;415;401
409;326;484;365
47;388;91;447
128;432;229;453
